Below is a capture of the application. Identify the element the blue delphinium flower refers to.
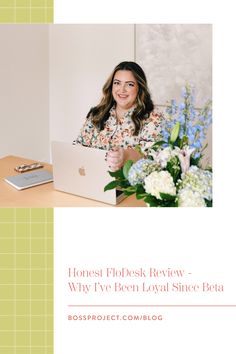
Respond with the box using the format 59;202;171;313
162;84;212;158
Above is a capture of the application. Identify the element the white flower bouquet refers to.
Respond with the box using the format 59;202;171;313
104;84;212;207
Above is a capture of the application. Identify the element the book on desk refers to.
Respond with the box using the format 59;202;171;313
4;170;53;190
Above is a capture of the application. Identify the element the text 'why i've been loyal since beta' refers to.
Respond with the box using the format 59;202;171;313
68;268;191;278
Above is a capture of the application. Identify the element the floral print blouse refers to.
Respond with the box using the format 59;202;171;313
73;105;163;152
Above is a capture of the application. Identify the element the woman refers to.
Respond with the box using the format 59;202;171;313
73;61;162;171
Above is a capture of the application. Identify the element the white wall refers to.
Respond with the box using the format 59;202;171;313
49;25;135;144
0;24;212;165
136;24;212;165
136;24;212;107
0;25;50;162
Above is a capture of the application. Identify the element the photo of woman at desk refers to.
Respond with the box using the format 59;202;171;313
73;61;163;172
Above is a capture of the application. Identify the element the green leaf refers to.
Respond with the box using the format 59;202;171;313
144;195;161;207
170;122;180;143
144;194;178;207
166;157;181;183
104;180;120;192
190;155;202;166
135;184;148;199
136;193;148;200
150;140;166;149
134;145;144;156
118;180;131;188
121;185;137;197
205;199;213;207
159;193;177;201
125;186;137;193
123;160;133;179
136;184;145;193
123;190;136;196
108;169;124;179
205;166;213;173
180;135;189;149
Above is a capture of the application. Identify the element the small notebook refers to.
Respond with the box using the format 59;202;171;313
4;170;53;190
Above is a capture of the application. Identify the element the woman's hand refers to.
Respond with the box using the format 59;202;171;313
106;147;143;172
106;147;125;172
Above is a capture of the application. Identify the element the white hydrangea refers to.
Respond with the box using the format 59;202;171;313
178;188;206;207
180;165;212;200
144;171;176;199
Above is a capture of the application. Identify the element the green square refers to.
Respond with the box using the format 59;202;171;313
47;299;53;313
31;254;45;268
15;208;30;222
16;223;30;238
31;269;46;284
16;285;30;299
0;332;14;346
31;316;45;330
31;300;45;315
15;316;30;330
47;311;53;321
16;238;30;252
16;254;30;267
47;237;53;251
46;0;53;6
0;285;14;299
0;8;14;22
16;302;28;315
0;269;14;284
31;331;46;346
31;0;45;6
46;269;53;283
0;238;14;252
15;349;30;354
47;332;54;347
0;209;14;222
47;284;53;300
31;223;45;238
0;223;14;237
47;316;53;331
16;0;31;6
46;254;53;268
0;0;14;5
31;208;46;222
0;349;14;354
31;284;45;299
47;337;54;348
31;349;48;354
0;301;14;315
0;316;14;330
31;238;45;253
46;222;53;238
46;6;53;23
46;208;53;222
16;269;30;283
31;8;46;22
0;254;14;268
16;332;30;346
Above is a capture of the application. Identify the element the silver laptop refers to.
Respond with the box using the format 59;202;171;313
51;141;126;205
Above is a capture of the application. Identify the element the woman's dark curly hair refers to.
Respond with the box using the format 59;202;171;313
87;61;154;135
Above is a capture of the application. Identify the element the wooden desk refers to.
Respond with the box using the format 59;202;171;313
0;156;146;207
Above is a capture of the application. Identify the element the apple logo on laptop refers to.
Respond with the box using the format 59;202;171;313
78;166;86;176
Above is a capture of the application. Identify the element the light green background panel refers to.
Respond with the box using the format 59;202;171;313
0;0;53;23
0;208;53;354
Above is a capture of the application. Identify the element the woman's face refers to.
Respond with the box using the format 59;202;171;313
112;70;139;111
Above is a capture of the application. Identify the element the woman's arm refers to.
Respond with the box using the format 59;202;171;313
106;147;142;172
106;109;163;172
